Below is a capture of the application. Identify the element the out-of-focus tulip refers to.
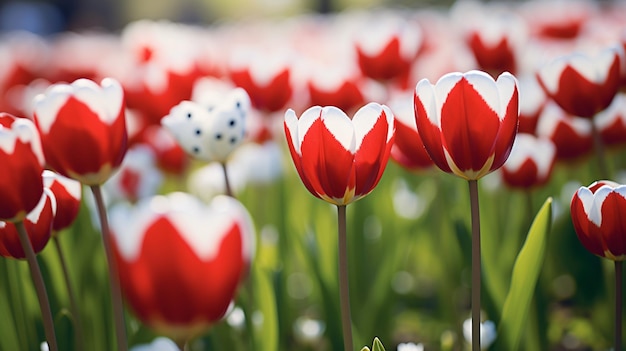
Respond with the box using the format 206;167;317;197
517;74;547;134
354;15;422;82
595;93;626;147
109;193;255;342
119;20;204;125
104;145;163;204
501;133;556;189
161;88;250;163
0;113;45;221
387;92;433;171
0;188;56;259
229;49;293;113
537;46;624;118
536;101;593;161
284;103;394;206
139;125;189;175
414;70;519;180
33;78;128;186
571;180;626;260
464;12;526;76
42;170;81;232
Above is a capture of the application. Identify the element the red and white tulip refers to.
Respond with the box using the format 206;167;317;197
284;102;394;205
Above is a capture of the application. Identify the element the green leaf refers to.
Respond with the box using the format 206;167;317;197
361;337;386;351
372;337;386;351
496;197;552;351
253;267;278;351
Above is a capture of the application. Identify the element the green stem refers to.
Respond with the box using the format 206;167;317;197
221;162;233;197
468;180;481;351
15;221;58;351
90;185;128;351
616;260;623;351
337;205;353;351
52;235;85;351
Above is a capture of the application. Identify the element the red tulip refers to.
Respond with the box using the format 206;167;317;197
0;188;56;259
465;14;525;76
229;50;292;113
501;133;556;189
284;103;394;206
571;180;626;260
535;101;593;161
536;46;623;118
0;113;45;221
387;92;433;171
517;74;547;134
139;125;189;175
42;170;81;232
355;16;422;82
33;78;128;186
109;193;255;341
596;93;626;147
414;70;519;180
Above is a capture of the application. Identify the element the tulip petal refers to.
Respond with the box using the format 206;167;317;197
440;74;501;176
352;103;392;197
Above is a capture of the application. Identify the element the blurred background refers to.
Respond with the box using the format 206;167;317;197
0;0;467;34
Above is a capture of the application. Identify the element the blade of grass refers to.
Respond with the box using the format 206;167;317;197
496;197;552;351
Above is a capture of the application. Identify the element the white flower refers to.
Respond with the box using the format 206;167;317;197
130;337;179;351
397;342;425;351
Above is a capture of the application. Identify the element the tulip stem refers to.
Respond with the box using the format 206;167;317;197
616;260;623;351
15;221;58;351
52;235;85;351
91;185;128;351
337;205;353;351
221;162;233;197
591;121;611;179
468;180;481;351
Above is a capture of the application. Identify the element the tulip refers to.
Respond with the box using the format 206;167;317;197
138;125;189;176
42;170;84;350
414;70;518;350
517;74;547;135
536;46;623;177
571;180;626;261
501;133;556;190
109;193;255;345
162;88;250;196
0;113;56;350
535;101;593;161
595;93;626;148
387;92;433;171
536;46;623;119
0;113;45;221
162;88;249;163
33;77;129;350
104;145;163;204
571;180;626;350
0;188;55;259
414;70;519;181
284;103;395;206
284;102;394;351
33;77;128;186
229;49;292;113
354;14;422;82
42;170;81;233
464;12;526;76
